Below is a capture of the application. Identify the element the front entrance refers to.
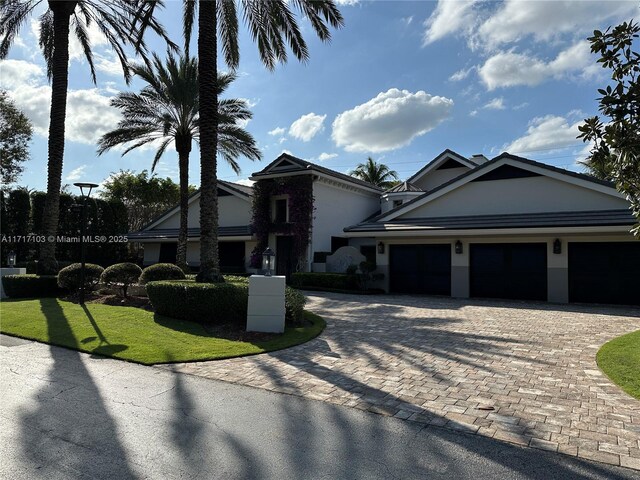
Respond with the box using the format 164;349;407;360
276;236;295;281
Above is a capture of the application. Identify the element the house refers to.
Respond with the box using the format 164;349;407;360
130;150;639;306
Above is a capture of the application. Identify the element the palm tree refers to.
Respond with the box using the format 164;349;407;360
184;0;344;283
97;52;261;271
350;157;400;189
0;0;173;274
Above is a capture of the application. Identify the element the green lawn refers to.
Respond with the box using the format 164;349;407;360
0;298;324;365
597;329;640;400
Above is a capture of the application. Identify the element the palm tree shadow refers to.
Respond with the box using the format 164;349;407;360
17;299;136;478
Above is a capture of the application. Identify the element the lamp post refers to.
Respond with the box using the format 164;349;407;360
262;247;276;276
73;182;98;304
7;251;16;267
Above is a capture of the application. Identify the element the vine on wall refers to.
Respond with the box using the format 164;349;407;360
250;175;314;270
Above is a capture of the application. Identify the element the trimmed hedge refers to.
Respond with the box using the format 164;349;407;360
291;272;358;291
100;262;143;297
1;274;66;298
146;280;249;325
139;263;186;285
146;277;307;326
57;263;104;292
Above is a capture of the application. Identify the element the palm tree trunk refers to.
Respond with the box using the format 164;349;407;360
176;143;190;272
39;2;76;275
196;0;222;283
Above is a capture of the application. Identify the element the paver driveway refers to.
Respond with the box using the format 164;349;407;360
163;293;640;470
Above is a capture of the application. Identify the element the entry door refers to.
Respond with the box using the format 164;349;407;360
158;242;177;263
276;236;295;281
389;244;451;295
470;243;547;301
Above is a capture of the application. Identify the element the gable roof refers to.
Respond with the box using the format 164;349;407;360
370;152;622;223
407;149;477;185
138;180;252;232
250;153;383;193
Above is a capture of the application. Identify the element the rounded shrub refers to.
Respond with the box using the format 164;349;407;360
285;287;306;325
100;262;143;298
139;263;186;285
147;280;249;325
57;263;104;292
1;274;66;298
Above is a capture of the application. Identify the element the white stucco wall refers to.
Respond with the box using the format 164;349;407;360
412;167;469;192
143;243;161;265
312;181;380;253
399;176;628;219
153;194;252;229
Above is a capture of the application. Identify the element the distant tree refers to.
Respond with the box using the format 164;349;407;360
578;20;640;236
100;170;194;233
350;157;399;189
98;53;260;270
0;91;32;185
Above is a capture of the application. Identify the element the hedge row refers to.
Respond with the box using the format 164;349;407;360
291;272;359;291
147;277;306;326
1;275;66;298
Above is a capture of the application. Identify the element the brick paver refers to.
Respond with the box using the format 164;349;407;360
161;293;640;470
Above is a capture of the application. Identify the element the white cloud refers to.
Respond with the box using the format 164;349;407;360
469;110;478;117
95;52;124;77
401;16;414;27
66;165;88;181
478;41;592;90
476;0;638;50
332;88;453;153
268;127;286;136
289;113;326;142
483;97;506;110
423;0;478;46
449;67;474;82
316;152;338;162
235;178;255;187
505;113;584;154
0;59;44;88
239;97;260;108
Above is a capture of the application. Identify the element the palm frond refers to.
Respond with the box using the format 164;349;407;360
0;0;40;59
217;0;239;69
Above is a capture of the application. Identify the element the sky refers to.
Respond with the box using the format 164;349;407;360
0;0;637;193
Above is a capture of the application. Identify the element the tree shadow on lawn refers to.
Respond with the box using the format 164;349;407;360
80;304;129;358
16;299;136;478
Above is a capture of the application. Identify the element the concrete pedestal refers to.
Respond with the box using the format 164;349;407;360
246;275;285;333
1;268;26;299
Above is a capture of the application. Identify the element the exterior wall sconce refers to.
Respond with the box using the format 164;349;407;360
7;251;16;267
262;247;276;276
377;242;385;254
455;240;463;254
553;238;562;254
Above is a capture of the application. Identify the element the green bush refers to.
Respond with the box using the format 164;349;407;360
146;280;249;325
291;272;359;291
57;263;104;292
1;274;66;298
139;263;186;285
285;287;306;325
100;262;143;298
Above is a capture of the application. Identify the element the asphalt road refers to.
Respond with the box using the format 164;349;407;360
1;334;638;480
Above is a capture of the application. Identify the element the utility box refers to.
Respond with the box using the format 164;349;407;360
246;275;286;333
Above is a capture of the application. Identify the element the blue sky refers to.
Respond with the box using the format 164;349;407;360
1;0;637;192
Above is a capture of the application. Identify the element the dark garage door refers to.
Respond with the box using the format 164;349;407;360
390;244;451;295
470;243;547;301
569;242;640;306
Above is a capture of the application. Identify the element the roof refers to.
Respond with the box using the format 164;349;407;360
407;149;476;184
385;181;422;193
370;151;620;224
344;209;635;233
251;153;383;192
128;225;253;240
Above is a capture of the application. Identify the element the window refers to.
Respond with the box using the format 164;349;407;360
393;199;403;208
274;198;288;223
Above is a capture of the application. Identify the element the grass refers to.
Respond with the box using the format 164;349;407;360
0;298;325;365
596;329;640;400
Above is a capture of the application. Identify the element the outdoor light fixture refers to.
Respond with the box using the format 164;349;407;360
74;182;99;304
553;238;562;254
455;240;463;254
377;242;385;254
7;251;16;267
262;247;276;276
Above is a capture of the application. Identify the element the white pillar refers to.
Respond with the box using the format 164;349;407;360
247;275;286;333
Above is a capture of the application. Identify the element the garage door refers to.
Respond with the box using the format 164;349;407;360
390;244;451;295
470;243;547;301
569;242;640;306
